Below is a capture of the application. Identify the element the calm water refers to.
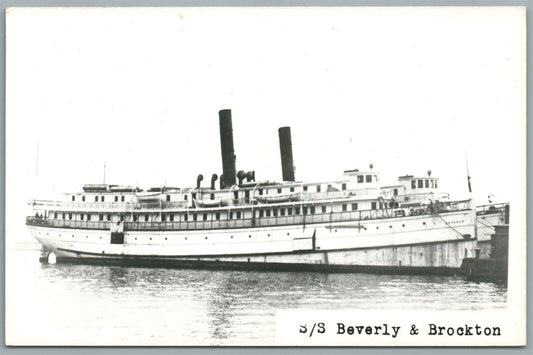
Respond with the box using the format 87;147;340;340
7;245;507;345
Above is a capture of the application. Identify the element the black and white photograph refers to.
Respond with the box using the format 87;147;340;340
5;6;526;346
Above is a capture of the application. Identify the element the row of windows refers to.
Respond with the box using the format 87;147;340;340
411;179;438;189
72;195;127;202
51;203;366;222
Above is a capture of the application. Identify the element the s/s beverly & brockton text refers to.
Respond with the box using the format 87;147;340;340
26;110;508;274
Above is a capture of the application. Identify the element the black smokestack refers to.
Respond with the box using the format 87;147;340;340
219;109;236;188
278;126;295;181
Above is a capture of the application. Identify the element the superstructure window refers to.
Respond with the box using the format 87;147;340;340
418;180;423;188
290;187;295;192
266;210;271;217
210;194;215;200
357;175;364;183
435;180;438;188
310;206;315;214
170;214;174;222
167;195;171;202
101;196;105;202
145;214;149;222
107;214;111;221
230;212;233;219
121;196;125;202
352;203;358;211
80;214;84;220
203;213;207;221
366;175;372;183
236;211;241;219
322;206;327;213
316;185;321;193
259;189;263;195
288;208;293;215
72;196;75;201
259;210;264;218
215;213;220;220
431;180;434;188
133;214;138;222
303;186;308;192
303;206;308;214
62;213;65;219
54;212;58;219
82;196;85;202
371;202;377;210
184;214;188;222
280;208;285;216
69;213;72;220
184;195;188;201
193;214;197;221
95;196;99;202
277;188;282;193
120;215;123;222
342;204;347;212
342;183;347;191
161;214;166;222
115;196;118;202
273;209;278;217
411;180;416;189
87;214;91;221
425;179;429;188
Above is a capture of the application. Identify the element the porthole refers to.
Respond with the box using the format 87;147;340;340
100;236;102;239
165;237;167;241
402;224;405;227
185;237;187;240
389;225;392;229
135;237;137;240
267;234;270;237
376;226;379;229
150;237;152;240
231;235;233;239
335;229;337;233
205;236;208;240
249;235;251;238
423;222;426;225
287;232;290;236
86;236;88;238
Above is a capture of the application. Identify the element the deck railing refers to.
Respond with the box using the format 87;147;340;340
26;201;472;232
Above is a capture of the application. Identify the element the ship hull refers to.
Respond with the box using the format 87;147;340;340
28;209;477;274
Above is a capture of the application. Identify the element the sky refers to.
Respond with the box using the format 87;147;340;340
6;7;526;242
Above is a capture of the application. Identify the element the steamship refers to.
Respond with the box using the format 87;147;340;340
26;110;509;274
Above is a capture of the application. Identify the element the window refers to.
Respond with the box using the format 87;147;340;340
161;214;166;222
435;180;438;188
425;179;429;188
342;204;347;212
357;175;364;183
115;196;118;202
259;210;264;217
266;210;271;217
393;189;398;196
203;213;207;221
288;208;293;215
167;195;171;202
310;206;315;214
259;189;263;195
366;175;372;183
210;193;215;200
101;196;105;202
133;214;138;222
273;209;278;217
193;214;197;221
418;180;423;188
54;212;58;219
316;185;321;193
303;186;308;191
280;208;285;216
237;211;241;219
303;206;308;214
342;183;347;191
352;203;358;211
69;213;72;220
290;187;295;192
371;202;377;210
107;214;111;221
322;206;327;213
145;215;149;222
82;196;85;202
95;196;99;202
230;212;233;219
277;188;282;193
170;214;174;222
121;196;125;202
411;180;416;189
296;206;301;215
72;196;75;201
192;193;197;200
431;180;434;188
184;214;188;221
379;203;383;209
184;195;188;201
62;213;65;219
87;214;91;221
119;215;124;222
215;213;219;221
